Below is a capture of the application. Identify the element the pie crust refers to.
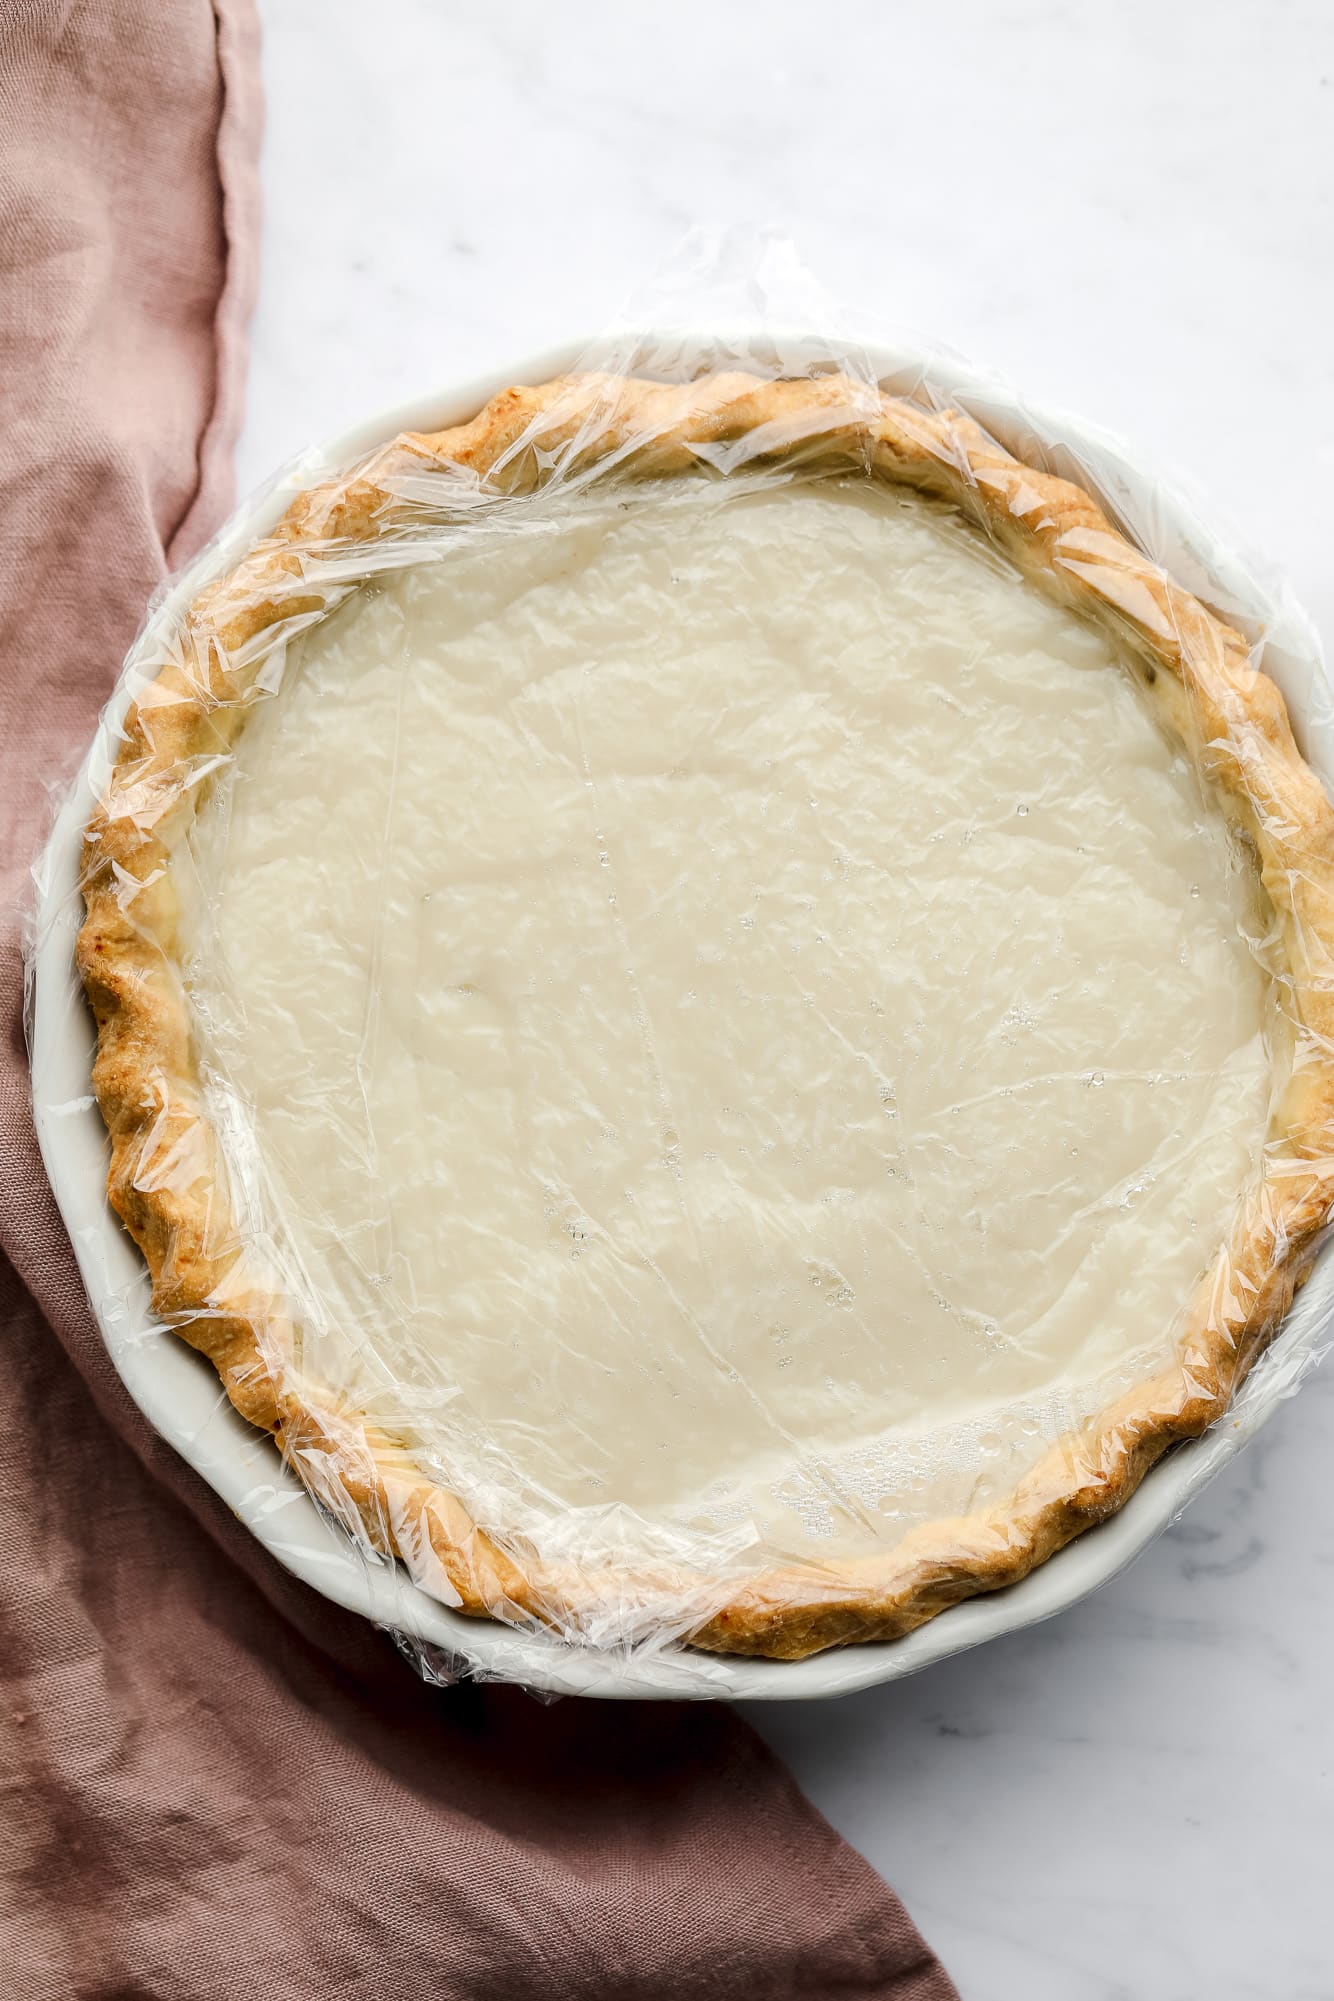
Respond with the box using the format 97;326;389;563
78;369;1334;1660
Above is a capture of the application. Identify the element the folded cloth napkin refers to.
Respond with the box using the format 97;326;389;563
0;7;958;1997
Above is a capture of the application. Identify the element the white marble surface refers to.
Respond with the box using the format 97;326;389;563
242;6;1334;1995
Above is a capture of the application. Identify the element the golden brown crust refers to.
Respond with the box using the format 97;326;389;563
78;369;1334;1660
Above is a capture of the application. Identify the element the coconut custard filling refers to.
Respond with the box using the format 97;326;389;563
181;478;1275;1575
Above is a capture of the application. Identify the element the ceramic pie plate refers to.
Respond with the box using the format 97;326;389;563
31;334;1334;1700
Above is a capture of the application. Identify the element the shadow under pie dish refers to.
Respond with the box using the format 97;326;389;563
76;364;1334;1663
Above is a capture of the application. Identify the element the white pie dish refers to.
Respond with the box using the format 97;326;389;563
30;332;1334;1700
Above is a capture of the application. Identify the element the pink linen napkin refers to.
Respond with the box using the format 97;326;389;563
0;5;957;1995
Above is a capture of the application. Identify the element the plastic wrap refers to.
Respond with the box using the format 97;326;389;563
31;245;1334;1689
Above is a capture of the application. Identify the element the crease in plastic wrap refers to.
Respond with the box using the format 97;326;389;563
34;240;1334;1689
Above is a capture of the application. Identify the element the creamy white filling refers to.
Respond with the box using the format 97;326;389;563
185;479;1274;1569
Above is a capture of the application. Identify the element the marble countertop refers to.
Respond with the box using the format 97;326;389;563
241;6;1334;1995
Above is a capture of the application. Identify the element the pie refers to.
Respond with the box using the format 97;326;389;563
78;367;1334;1661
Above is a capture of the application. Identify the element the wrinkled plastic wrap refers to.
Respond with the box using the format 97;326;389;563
32;245;1334;1689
